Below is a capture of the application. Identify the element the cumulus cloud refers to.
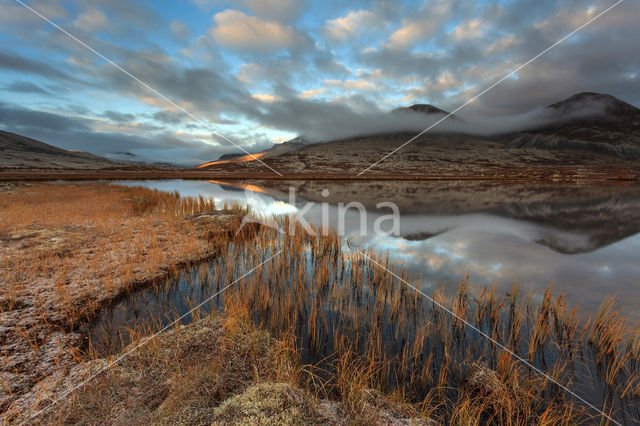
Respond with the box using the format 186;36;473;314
384;0;456;49
386;18;439;50
210;10;304;52
251;93;280;102
299;88;326;99
324;9;384;42
324;79;376;92
192;0;305;22
450;18;484;40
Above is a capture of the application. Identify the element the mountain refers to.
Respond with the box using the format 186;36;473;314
507;92;640;158
218;153;246;161
392;104;453;117
196;92;640;177
546;92;639;118
0;130;126;170
195;137;310;169
194;105;457;170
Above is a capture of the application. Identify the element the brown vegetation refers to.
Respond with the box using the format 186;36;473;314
34;311;433;425
0;183;245;414
2;184;639;425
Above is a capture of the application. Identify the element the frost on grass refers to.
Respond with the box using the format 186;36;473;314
211;382;318;425
0;183;242;417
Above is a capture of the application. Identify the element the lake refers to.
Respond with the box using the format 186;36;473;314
113;179;640;319
74;178;640;422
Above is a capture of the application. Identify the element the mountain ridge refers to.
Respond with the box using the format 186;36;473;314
0;130;121;170
197;92;640;171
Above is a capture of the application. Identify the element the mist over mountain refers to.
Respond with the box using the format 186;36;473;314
197;91;640;171
2;91;639;172
256;92;640;147
506;93;640;158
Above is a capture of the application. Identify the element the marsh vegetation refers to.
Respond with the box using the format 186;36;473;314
0;183;243;416
2;184;639;424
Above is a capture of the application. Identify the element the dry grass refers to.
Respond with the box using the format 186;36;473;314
3;185;639;425
0;182;243;413
32;310;430;425
25;218;639;425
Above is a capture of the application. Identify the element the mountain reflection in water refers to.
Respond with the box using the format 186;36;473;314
115;179;640;318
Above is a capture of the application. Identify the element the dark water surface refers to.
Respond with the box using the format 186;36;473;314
111;179;640;317
77;179;640;423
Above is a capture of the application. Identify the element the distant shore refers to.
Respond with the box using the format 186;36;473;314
1;165;639;182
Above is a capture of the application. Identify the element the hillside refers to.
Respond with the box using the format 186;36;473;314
196;92;640;178
0;130;123;170
507;92;640;158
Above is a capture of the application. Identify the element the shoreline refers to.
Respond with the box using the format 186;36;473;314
1;167;639;182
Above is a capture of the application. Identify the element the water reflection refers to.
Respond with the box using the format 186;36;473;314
115;179;640;317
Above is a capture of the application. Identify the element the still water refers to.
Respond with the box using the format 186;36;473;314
77;179;640;422
114;179;640;318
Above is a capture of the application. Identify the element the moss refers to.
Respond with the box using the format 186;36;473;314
211;382;321;425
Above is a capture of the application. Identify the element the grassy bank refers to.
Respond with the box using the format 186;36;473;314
0;183;246;416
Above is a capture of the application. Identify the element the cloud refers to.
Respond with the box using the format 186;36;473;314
450;18;484;40
0;0;68;27
102;110;135;122
0;49;79;83
2;81;52;95
358;47;440;79
299;88;326;99
386;18;439;50
191;0;306;22
170;20;190;41
97;48;252;124
1;0;639;163
0;102;91;133
210;10;304;52
324;9;384;42
0;101;271;166
324;79;376;91
384;0;455;50
73;10;108;32
238;0;306;23
152;111;184;125
251;93;280;102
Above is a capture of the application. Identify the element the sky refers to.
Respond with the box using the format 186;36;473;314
0;0;638;166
